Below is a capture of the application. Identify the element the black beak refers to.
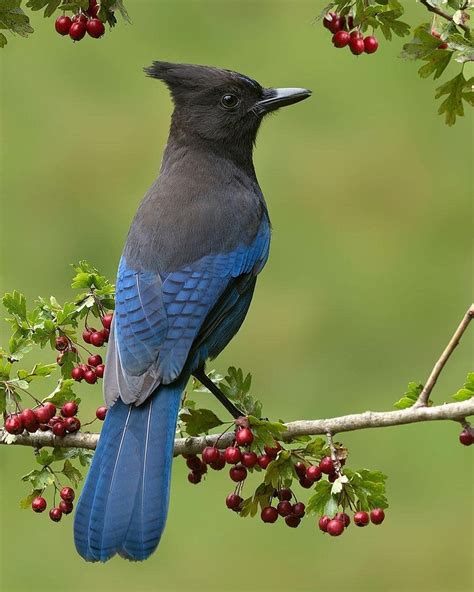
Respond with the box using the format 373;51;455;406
254;87;312;115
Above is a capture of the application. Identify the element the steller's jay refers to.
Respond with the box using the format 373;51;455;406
74;62;311;562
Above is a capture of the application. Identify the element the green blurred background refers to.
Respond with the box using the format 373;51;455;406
0;1;472;591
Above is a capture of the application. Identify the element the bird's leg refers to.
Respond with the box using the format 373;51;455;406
192;367;244;420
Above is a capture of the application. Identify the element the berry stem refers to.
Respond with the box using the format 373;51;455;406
419;0;470;33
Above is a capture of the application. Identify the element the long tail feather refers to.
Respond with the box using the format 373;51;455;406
74;382;183;562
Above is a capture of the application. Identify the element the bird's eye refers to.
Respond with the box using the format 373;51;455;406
220;94;240;110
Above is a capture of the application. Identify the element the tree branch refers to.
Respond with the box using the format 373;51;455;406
1;399;473;456
419;0;470;33
415;304;474;407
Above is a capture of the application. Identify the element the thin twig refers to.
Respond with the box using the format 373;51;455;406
415;304;474;408
419;0;470;33
1;398;473;455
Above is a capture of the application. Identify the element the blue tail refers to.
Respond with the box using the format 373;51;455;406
74;382;183;562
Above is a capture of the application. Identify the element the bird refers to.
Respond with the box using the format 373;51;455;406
73;61;311;562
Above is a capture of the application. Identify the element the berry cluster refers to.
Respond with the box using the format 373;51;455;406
54;1;105;42
4;399;107;437
31;486;76;523
323;12;378;56
69;312;112;383
318;508;385;537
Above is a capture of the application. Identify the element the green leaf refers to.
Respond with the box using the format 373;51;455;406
2;291;27;321
44;379;77;406
179;407;223;437
62;459;83;487
304;437;328;458
21;468;55;490
435;72;473;126
418;50;452;80
307;480;333;515
393;381;423;409
0;386;7;414
0;32;7;47
263;450;294;488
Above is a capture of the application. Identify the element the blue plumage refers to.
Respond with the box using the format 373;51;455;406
73;61;310;562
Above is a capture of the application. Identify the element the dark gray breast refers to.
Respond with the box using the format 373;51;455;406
124;144;268;273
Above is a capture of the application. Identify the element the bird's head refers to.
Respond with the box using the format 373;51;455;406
144;61;311;146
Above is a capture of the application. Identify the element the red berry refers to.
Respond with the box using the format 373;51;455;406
73;13;88;24
264;442;282;459
188;471;202;484
84;370;98;384
31;496;47;513
333;30;350;48
277;500;293;516
185;456;202;472
306;465;322;482
299;476;314;489
431;30;448;49
257;454;271;469
65;416;81;433
224;446;241;465
87;0;99;17
43;402;56;418
364;35;379;54
319;515;331;532
285;514;301;528
55;15;72;35
319;457;334;474
59;499;74;514
235;427;254;446
226;493;243;511
278;488;292;501
324;13;344;34
328;472;337;483
60;486;75;502
354;511;370;527
241;451;258;468
349;36;365;55
95;364;105;378
370;508;385;525
327;518;345;536
82;329;93;343
87;18;105;38
87;354;102;367
102;313;113;329
459;429;473;446
209;451;226;470
55;336;69;351
323;12;337;30
335;512;351;527
4;414;23;435
347;15;355;29
229;465;247;482
71;366;84;382
61;401;78;418
52;420;67;437
102;328;110;341
261;506;278;523
49;508;62;522
96;406;107;421
34;406;51;424
350;29;363;39
20;409;39;432
292;502;305;517
90;331;105;347
202;446;220;464
294;461;306;478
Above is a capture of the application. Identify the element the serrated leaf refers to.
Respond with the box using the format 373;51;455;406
394;381;423;409
180;407;223;436
44;378;77;406
435;72;473;126
306;480;332;515
418;50;452;80
2;291;27;320
62;459;83;486
21;468;55;489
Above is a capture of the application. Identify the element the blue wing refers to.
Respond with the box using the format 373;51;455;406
104;219;270;406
